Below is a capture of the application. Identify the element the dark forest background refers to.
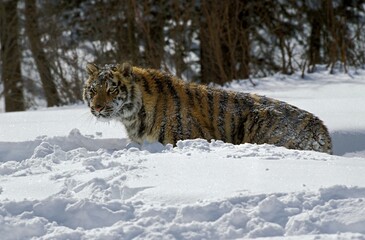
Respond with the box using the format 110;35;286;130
1;0;365;112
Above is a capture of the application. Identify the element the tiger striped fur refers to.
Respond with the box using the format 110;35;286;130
83;62;332;154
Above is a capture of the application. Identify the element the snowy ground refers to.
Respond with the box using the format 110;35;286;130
0;70;365;239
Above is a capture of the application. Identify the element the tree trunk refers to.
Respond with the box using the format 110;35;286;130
200;0;228;85
116;0;139;64
126;0;139;64
139;0;165;69
0;0;25;112
238;5;250;80
323;0;338;73
24;0;61;107
200;0;250;85
308;9;322;72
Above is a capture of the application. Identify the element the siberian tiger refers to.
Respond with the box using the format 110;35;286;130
83;62;332;154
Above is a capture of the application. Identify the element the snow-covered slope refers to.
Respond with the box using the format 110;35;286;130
0;71;365;239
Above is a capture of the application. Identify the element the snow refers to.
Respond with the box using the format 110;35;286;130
0;70;365;239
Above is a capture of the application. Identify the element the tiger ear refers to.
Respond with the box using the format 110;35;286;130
117;62;132;78
86;63;99;75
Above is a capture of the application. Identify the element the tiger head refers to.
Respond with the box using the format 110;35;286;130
83;62;141;120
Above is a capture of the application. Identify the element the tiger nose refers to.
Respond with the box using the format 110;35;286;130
94;105;104;112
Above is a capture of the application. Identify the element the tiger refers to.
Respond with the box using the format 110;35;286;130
83;62;332;154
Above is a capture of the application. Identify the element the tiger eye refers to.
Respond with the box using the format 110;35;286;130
90;87;96;93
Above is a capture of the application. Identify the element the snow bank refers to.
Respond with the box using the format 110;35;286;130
0;129;365;239
0;129;126;162
2;187;365;239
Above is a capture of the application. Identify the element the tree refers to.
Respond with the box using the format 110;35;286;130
3;0;365;112
115;0;139;64
24;0;61;107
200;0;251;85
0;0;25;112
307;3;322;72
136;0;166;69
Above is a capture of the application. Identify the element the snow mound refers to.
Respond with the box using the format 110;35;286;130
0;129;365;239
0;128;127;162
1;186;365;239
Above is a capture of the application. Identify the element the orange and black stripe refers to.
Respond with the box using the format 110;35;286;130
84;62;333;154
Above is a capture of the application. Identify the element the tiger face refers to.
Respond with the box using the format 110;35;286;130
83;62;140;120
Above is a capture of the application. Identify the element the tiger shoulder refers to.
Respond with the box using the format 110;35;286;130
83;62;332;154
